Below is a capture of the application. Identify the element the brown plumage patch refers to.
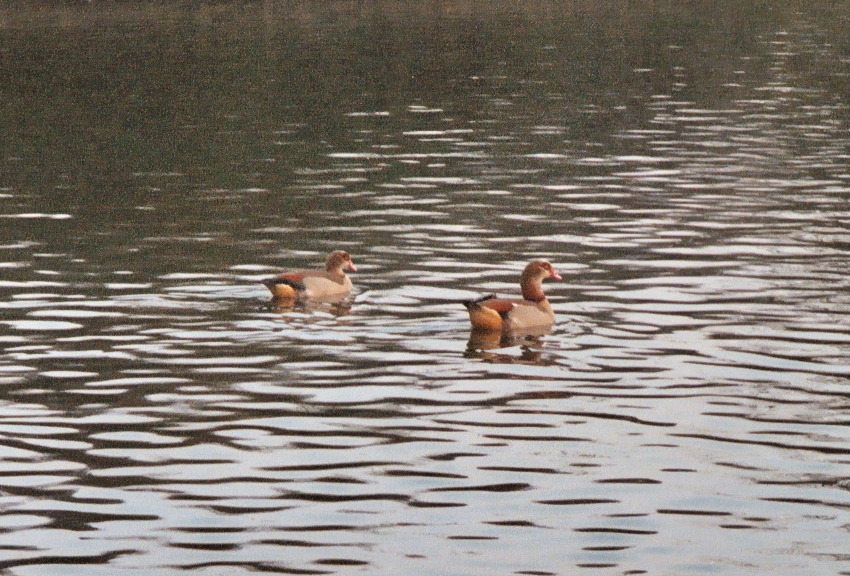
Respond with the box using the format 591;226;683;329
277;273;304;284
467;305;504;331
463;296;515;331
482;299;515;315
266;283;297;300
262;273;305;300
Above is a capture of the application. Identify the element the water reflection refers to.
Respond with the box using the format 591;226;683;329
465;328;554;360
465;343;547;366
269;294;355;318
1;1;850;575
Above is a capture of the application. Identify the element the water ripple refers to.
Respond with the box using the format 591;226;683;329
0;4;848;576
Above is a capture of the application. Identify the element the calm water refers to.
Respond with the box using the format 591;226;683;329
1;1;849;574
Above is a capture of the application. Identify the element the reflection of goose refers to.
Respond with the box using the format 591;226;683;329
465;344;546;365
463;260;561;332
467;326;552;351
272;295;354;318
465;330;552;364
261;250;357;301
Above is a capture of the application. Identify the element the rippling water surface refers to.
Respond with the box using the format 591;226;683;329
1;1;849;574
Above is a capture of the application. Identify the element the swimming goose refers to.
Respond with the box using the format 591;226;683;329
262;250;357;301
463;260;561;332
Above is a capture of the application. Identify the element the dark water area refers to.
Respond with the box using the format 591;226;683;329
1;1;849;574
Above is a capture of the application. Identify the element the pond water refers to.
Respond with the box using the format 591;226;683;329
0;1;849;574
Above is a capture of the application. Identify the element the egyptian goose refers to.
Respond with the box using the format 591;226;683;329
463;260;562;332
261;250;357;301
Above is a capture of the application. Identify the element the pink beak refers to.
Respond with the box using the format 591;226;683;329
347;261;358;272
550;269;563;281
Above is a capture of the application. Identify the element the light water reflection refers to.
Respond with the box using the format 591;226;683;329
1;1;850;575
